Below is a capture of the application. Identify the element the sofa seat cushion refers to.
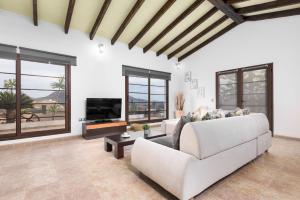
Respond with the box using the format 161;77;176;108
151;135;174;148
180;113;270;159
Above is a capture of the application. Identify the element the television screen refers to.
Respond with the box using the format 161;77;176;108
86;98;122;120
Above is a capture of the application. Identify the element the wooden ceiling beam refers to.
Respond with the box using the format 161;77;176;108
244;7;300;21
111;0;145;45
128;0;176;49
178;22;237;61
208;0;244;23
65;0;76;34
225;0;249;4
157;7;218;56
143;0;205;53
168;15;228;59
237;0;300;14
33;0;38;26
89;0;112;40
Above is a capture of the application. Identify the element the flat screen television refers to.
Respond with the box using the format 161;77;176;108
86;98;122;121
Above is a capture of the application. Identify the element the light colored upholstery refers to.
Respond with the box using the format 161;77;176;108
161;118;179;135
132;138;258;200
150;135;174;148
132;138;197;199
131;113;272;200
257;130;272;155
180;113;269;159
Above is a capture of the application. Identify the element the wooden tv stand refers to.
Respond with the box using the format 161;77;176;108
82;121;127;140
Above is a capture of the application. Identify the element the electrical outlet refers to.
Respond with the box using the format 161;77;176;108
79;118;85;122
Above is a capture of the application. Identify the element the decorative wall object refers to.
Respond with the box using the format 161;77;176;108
184;71;191;82
197;86;206;98
191;79;198;89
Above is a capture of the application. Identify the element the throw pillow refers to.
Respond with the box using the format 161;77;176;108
201;109;225;121
242;108;250;115
202;112;212;121
225;107;250;118
172;113;192;150
234;107;243;116
192;106;208;121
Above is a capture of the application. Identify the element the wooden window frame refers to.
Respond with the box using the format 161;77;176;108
125;76;169;124
216;63;273;132
0;55;71;141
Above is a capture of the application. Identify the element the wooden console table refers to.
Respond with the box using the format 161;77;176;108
82;121;127;139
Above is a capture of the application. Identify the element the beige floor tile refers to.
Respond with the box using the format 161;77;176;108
0;137;299;200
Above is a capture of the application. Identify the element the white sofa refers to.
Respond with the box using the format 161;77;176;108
161;118;179;135
131;113;272;200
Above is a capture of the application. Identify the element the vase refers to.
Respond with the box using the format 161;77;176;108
175;110;184;118
144;129;150;137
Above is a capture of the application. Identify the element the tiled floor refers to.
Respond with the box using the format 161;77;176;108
0;136;299;200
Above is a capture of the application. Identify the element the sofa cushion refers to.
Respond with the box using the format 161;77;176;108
161;119;180;135
180;113;270;159
151;135;174;148
173;114;192;150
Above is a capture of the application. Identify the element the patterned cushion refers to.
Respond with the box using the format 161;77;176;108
202;109;225;121
225;108;250;118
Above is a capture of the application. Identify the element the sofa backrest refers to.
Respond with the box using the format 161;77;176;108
180;113;270;159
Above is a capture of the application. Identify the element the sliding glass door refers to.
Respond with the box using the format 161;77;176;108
216;63;273;131
0;58;71;141
0;59;17;137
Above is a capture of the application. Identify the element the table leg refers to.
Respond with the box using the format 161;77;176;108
104;141;112;152
114;145;124;159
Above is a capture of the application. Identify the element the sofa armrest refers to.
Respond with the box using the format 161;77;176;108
161;118;179;135
131;138;197;199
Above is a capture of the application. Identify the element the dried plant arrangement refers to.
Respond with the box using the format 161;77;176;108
176;92;185;111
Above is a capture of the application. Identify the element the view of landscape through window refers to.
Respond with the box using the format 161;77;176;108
0;59;66;136
0;59;16;135
128;76;166;122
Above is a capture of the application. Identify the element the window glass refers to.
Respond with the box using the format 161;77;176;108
127;76;168;122
128;76;148;122
20;61;66;133
0;59;16;136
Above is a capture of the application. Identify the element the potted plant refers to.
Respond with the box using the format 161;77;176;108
143;124;150;136
175;92;185;118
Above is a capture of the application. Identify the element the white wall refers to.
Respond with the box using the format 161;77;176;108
0;10;184;145
182;15;300;138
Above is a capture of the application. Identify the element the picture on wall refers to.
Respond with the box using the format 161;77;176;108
185;71;191;82
197;86;206;98
191;79;198;89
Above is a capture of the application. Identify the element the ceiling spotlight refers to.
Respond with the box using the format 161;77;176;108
98;43;104;54
175;62;182;70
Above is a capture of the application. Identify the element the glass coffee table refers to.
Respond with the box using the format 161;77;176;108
104;130;166;159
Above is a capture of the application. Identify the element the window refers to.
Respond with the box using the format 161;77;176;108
124;66;170;123
20;61;67;133
216;63;273;131
0;44;75;140
0;59;16;136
